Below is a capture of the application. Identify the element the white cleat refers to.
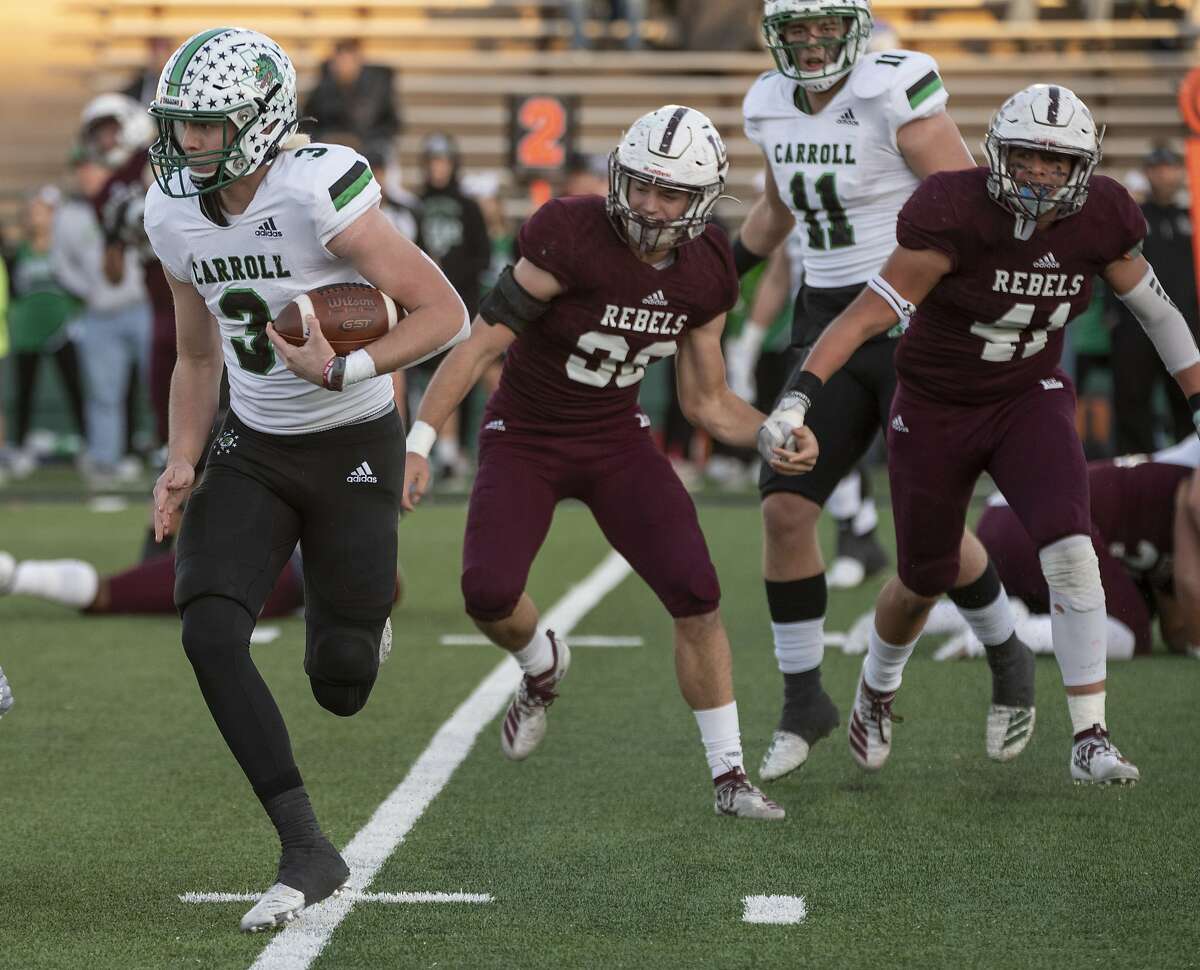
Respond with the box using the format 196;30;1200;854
987;704;1036;762
0;666;13;719
240;884;307;933
760;730;812;782
1070;725;1140;786
826;556;866;590
848;666;898;772
0;551;15;595
714;768;785;820
501;631;570;761
379;617;392;666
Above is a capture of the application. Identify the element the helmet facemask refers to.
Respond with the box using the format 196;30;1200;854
607;159;720;254
763;5;872;92
148;27;298;198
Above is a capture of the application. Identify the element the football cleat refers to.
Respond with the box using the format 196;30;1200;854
0;666;13;719
501;631;570;761
713;767;785;820
0;551;14;595
760;690;839;781
379;617;392;666
827;526;889;590
848;665;899;771
240;843;350;933
987;704;1036;762
1070;724;1140;786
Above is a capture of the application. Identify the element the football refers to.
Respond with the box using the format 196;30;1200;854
274;282;403;355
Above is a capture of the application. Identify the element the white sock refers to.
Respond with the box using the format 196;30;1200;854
826;471;861;520
511;630;553;676
693;701;744;779
12;560;99;608
956;589;1015;647
771;618;824;674
1067;691;1106;735
864;625;919;693
851;499;878;537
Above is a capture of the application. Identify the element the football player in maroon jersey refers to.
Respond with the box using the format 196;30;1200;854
403;106;816;819
764;84;1200;784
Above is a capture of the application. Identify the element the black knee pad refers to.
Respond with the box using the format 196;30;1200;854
181;595;255;676
306;625;380;717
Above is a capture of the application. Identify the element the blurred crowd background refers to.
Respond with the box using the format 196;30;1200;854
0;0;1196;493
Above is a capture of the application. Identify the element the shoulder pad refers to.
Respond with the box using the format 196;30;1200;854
850;50;941;101
743;70;792;118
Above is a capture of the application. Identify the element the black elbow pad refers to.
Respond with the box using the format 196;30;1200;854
479;265;551;334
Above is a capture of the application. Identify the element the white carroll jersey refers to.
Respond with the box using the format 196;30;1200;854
144;143;394;434
744;50;950;288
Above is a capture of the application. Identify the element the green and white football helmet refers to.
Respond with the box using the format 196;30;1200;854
148;26;298;197
763;0;873;93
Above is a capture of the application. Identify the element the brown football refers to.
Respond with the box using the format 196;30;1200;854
274;282;403;355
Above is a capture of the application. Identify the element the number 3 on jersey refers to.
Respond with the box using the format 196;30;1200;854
970;301;1071;362
566;331;676;388
221;287;276;374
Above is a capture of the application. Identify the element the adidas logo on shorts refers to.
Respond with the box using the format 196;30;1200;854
347;460;378;483
891;414;909;433
254;216;283;238
642;289;668;306
1032;251;1060;269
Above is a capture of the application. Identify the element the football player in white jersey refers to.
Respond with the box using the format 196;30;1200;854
142;27;469;933
734;0;1036;781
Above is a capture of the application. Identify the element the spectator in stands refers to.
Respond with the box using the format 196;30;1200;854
51;154;150;488
1109;144;1199;453
674;1;759;50
561;151;608;197
5;187;86;479
122;36;174;106
303;39;402;164
564;0;645;50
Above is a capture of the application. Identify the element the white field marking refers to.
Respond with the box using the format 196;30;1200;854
823;632;846;647
742;895;808;925
247;550;632;970
249;625;282;645
440;633;643;648
181;891;491;905
87;496;129;513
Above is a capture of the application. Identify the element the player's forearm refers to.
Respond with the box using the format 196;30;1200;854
414;333;500;434
166;355;223;467
803;293;896;382
737;195;793;263
366;295;471;373
686;390;764;448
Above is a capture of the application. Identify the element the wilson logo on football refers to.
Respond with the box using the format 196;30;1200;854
347;461;378;484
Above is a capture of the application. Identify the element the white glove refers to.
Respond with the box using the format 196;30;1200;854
725;323;765;403
757;390;808;464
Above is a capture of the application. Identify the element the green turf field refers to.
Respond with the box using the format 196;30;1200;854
1;492;1197;969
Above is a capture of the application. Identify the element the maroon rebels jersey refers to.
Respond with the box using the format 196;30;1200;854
485;195;739;434
1089;455;1191;590
894;168;1145;405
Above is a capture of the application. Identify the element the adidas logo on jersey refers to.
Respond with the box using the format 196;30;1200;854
347;460;377;484
1040;377;1064;390
1032;251;1060;269
254;217;283;238
642;289;669;306
836;108;859;126
891;414;909;433
484;419;506;432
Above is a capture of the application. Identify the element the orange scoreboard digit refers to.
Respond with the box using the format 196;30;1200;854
509;94;579;210
1179;68;1200;293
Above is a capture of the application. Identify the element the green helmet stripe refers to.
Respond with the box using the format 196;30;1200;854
165;27;229;95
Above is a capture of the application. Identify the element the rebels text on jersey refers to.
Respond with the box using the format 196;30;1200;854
143;143;394;434
894;167;1146;405
743;50;949;288
486;196;739;434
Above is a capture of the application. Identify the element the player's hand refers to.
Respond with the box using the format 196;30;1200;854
757;391;810;465
153;460;196;541
266;317;336;387
768;425;818;476
402;453;432;512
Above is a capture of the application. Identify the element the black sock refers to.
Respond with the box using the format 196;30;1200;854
141;525;175;562
764;574;826;623
948;560;1002;611
781;668;840;738
263;786;325;851
985;632;1035;708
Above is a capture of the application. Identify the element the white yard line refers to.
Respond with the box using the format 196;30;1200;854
440;633;643;648
742;895;808;925
248;550;632;970
182;891;491;905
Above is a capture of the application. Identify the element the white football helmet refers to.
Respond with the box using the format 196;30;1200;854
983;84;1104;225
606;105;728;254
79;93;155;167
763;0;873;92
148;27;298;197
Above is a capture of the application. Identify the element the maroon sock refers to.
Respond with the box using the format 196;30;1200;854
261;562;305;618
89;554;178;614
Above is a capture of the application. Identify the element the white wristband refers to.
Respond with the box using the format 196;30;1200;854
406;420;437;458
343;348;378;387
